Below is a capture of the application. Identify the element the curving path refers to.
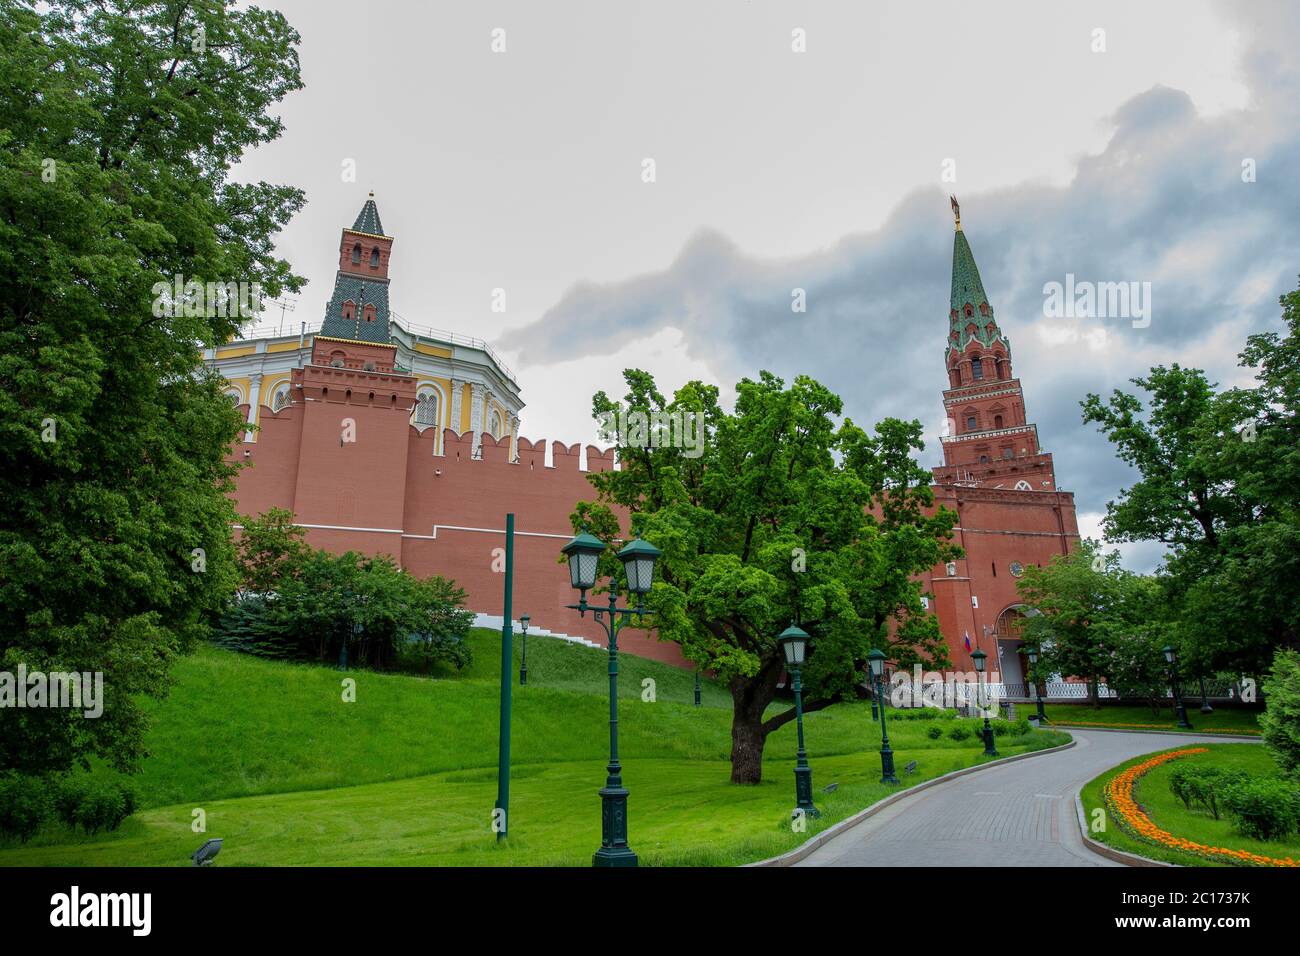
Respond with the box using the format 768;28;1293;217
795;729;1260;867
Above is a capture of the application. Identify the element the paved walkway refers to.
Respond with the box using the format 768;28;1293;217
795;729;1259;867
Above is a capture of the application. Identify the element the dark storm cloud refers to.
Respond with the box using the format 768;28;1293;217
510;4;1300;570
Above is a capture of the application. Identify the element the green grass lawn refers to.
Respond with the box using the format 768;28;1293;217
0;630;1070;866
1079;743;1298;867
1038;703;1261;735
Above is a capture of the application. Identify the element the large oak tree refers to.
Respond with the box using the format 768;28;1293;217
576;370;958;784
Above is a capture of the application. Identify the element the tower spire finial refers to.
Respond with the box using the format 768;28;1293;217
950;194;961;231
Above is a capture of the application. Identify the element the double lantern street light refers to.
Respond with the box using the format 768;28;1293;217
518;615;530;686
561;528;661;868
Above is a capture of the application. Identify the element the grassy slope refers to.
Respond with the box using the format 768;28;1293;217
0;630;1070;866
1039;704;1261;734
1079;743;1298;867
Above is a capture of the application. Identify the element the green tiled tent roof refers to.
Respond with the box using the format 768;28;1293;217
947;226;1010;357
950;229;989;318
352;195;385;236
321;274;391;344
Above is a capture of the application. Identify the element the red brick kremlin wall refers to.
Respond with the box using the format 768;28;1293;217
231;388;1078;673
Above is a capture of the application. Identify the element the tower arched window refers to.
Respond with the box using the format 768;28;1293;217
994;414;1003;429
370;247;380;269
363;304;377;323
271;385;291;412
966;415;978;431
351;243;362;264
971;354;983;380
489;410;503;439
225;388;242;406
342;300;355;320
413;390;439;430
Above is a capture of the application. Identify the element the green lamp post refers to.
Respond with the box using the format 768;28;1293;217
519;614;530;686
778;624;820;819
694;668;702;707
1162;645;1193;730
970;649;999;756
867;649;899;784
1026;644;1047;724
562;528;660;868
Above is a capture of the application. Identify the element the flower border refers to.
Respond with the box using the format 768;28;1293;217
1102;747;1297;867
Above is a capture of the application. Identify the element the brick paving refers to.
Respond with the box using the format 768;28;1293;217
795;729;1260;867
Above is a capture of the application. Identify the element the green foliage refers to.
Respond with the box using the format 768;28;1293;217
1018;541;1167;706
926;723;944;739
1219;777;1300;842
579;369;960;782
1081;280;1300;679
0;0;305;777
1167;764;1248;819
235;508;309;594
0;773;51;842
54;775;136;835
946;723;971;741
215;547;474;671
1261;649;1300;778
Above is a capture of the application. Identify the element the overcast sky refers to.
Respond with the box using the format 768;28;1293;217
234;0;1300;573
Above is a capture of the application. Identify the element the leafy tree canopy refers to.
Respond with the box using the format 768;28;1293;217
577;369;959;783
0;0;304;776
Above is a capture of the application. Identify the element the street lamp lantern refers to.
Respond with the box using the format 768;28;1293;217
561;528;605;594
968;649;998;756
616;537;661;596
866;649;898;784
519;615;530;686
1161;645;1192;729
1026;646;1039;665
868;648;886;680
778;623;819;820
778;623;810;667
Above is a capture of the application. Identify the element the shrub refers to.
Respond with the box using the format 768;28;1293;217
1220;778;1300;841
0;774;52;843
947;723;971;741
1167;765;1249;819
1014;718;1032;736
992;721;1010;737
1261;648;1300;779
55;777;137;835
926;724;944;740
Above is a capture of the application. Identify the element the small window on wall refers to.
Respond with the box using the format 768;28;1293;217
271;386;290;412
967;416;977;430
342;300;355;320
1002;447;1013;459
351;243;362;264
370;247;380;268
971;355;983;380
363;304;377;323
225;389;242;405
489;410;503;439
971;596;979;608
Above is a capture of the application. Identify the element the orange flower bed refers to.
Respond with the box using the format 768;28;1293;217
1061;720;1261;735
1102;748;1298;867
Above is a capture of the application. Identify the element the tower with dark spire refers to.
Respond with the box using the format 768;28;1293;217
319;191;394;345
934;200;1056;491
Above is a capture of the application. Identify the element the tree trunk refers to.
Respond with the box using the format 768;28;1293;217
730;714;768;785
728;656;782;784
